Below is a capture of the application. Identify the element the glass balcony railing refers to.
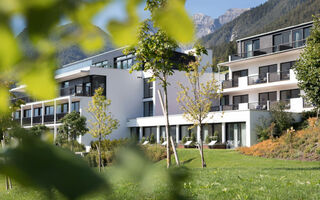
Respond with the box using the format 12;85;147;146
248;71;290;86
230;40;306;61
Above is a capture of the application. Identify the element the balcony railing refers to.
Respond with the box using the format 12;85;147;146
44;115;54;123
248;75;267;85
22;118;31;125
222;80;237;89
57;113;67;122
248;71;290;86
60;85;91;97
33;116;42;124
230;40;306;61
248;102;268;110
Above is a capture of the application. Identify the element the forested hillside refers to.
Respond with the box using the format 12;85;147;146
201;0;320;67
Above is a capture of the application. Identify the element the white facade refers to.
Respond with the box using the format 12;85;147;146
12;22;314;149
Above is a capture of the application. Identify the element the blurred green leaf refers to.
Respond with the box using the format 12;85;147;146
154;0;194;43
0;130;108;199
0;23;20;72
0;87;9;113
108;0;143;46
20;60;57;100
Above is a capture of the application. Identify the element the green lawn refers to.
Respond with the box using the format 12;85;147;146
1;149;320;199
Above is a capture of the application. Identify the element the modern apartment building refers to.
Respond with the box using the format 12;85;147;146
11;21;314;149
10;47;213;148
128;21;314;149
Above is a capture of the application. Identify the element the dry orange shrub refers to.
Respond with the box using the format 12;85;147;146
238;117;320;160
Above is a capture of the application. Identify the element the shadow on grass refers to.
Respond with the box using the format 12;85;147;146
181;157;197;165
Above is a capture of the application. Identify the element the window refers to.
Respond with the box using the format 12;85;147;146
14;111;20;119
71;102;80;112
293;29;303;48
244;39;260;58
232;69;248;87
259;92;277;105
273;31;291;52
233;95;248;110
280;61;295;80
23;109;31;118
92;60;109;68
179;125;196;140
62;81;69;88
45;106;54;115
92;76;106;96
143;101;153;117
280;89;300;100
303;27;311;39
143;127;156;138
259;64;277;79
33;107;42;117
114;54;135;69
130;127;139;139
143;78;153;98
160;126;176;140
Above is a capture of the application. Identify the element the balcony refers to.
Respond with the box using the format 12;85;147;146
230;40;306;61
223;70;295;91
33;116;42;124
44;115;54;123
210;99;306;113
57;113;67;122
60;85;91;97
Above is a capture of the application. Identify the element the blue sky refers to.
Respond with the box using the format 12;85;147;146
12;0;268;35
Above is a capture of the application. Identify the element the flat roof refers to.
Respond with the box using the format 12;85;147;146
236;21;313;42
61;46;126;68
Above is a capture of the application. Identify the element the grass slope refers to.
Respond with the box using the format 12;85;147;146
1;150;320;199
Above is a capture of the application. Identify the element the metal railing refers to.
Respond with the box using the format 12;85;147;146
33;116;42;124
60;85;91;97
230;39;307;61
222;80;237;89
247;71;290;86
44;115;54;123
248;102;268;110
22;118;31;125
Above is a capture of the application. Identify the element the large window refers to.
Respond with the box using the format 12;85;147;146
259;92;277;108
71;102;80;112
244;39;260;58
57;103;68;114
179;125;197;141
143;101;153;117
232;69;248;87
143;127;157;138
259;64;277;78
226;123;246;148
33;107;42;117
273;31;291;52
202;124;222;143
233;94;248;110
143;78;153;98
114;54;135;69
280;61;295;80
23;109;31;118
45;106;54;116
280;89;300;100
14;111;20;119
160;126;176;140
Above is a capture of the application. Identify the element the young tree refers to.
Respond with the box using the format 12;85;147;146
177;45;221;168
124;1;192;168
294;16;320;117
58;111;88;151
87;87;119;172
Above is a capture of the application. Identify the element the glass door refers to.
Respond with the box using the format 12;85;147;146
244;41;253;58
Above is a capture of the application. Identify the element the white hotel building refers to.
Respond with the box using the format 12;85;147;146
11;21;313;149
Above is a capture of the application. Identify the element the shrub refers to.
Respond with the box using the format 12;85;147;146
141;137;146;144
150;133;156;144
270;102;294;137
190;132;196;143
91;139;128;151
61;141;86;152
141;145;170;162
238;122;320;161
85;150;115;167
205;135;211;144
255;118;274;142
182;136;187;144
160;137;165;144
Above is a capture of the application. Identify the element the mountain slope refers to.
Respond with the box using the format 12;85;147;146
17;23;115;66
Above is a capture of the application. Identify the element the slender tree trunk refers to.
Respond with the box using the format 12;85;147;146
98;133;102;173
317;107;319;119
198;125;206;168
164;84;171;168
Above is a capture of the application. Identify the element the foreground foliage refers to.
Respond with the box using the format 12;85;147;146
239;118;320;161
1;149;320;200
